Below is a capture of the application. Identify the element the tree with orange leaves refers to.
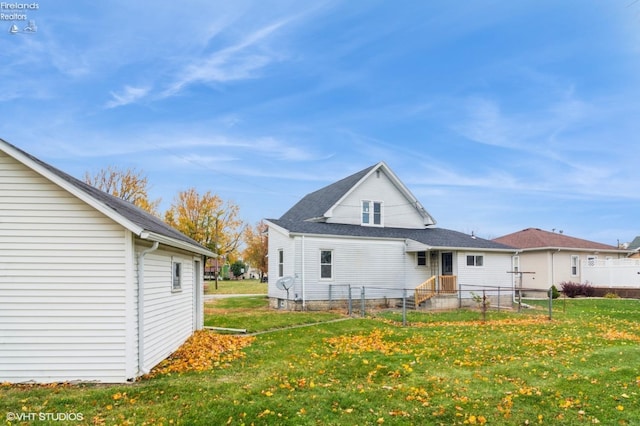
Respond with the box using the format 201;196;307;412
243;220;269;281
164;188;244;288
84;166;161;216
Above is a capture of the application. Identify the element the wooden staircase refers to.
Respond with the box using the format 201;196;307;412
400;275;458;310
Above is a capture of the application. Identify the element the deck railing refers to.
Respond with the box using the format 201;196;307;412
440;275;457;294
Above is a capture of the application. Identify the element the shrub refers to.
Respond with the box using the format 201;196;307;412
550;285;560;299
582;281;595;297
560;281;581;298
560;281;595;298
604;292;620;299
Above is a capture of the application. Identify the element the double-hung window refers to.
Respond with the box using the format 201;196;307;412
362;200;382;226
571;255;579;276
320;250;333;280
417;251;427;267
278;249;284;277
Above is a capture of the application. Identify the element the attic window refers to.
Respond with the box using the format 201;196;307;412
362;200;382;226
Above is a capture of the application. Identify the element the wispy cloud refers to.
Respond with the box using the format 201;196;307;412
162;19;291;97
105;85;151;108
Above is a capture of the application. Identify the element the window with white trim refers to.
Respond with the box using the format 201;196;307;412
417;251;427;267
172;260;182;291
362;200;382;226
320;250;333;279
278;249;284;277
571;255;579;276
466;255;484;267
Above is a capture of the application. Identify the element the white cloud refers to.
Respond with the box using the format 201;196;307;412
105;85;151;108
162;19;291;97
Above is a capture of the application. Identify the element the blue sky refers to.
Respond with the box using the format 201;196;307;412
2;1;639;245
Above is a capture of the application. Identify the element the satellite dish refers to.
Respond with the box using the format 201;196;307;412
276;276;295;291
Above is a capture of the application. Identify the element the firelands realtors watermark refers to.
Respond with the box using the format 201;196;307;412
2;2;39;35
6;411;84;422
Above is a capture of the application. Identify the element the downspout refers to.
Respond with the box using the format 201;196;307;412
137;241;159;375
301;235;306;310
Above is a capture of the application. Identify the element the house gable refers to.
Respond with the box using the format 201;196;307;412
327;164;434;228
280;162;435;228
0;138;213;257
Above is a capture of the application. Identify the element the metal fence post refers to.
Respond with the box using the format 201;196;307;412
361;287;366;317
497;286;501;311
329;284;332;310
548;286;553;321
348;284;352;316
402;288;407;326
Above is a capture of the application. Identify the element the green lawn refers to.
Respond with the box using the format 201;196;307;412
2;298;639;425
204;296;344;333
204;278;267;294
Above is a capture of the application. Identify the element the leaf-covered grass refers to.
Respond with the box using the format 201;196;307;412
204;278;267;294
204;296;344;333
2;299;639;425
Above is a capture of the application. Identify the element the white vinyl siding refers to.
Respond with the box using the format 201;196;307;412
138;247;195;371
457;252;512;293
0;152;129;383
291;235;406;301
328;170;426;228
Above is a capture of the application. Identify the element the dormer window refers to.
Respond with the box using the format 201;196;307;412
362;200;382;226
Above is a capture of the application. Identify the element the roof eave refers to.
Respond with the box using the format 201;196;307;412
140;231;216;257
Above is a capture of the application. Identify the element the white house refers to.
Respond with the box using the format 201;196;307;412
0;139;215;383
265;162;516;310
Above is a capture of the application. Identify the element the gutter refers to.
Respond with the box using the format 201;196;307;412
137;241;159;376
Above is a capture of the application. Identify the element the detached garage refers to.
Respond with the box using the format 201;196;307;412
0;139;215;383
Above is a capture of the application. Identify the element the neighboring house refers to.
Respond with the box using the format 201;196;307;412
265;162;515;310
628;236;640;259
0;139;215;383
493;228;630;294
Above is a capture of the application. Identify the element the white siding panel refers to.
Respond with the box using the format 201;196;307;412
0;152;129;383
294;235;407;301
267;225;296;299
456;252;513;297
328;169;426;228
138;246;194;372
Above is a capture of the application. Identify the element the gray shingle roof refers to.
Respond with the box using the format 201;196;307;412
270;162;513;251
269;219;514;250
2;139;209;252
628;236;640;251
280;165;376;222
